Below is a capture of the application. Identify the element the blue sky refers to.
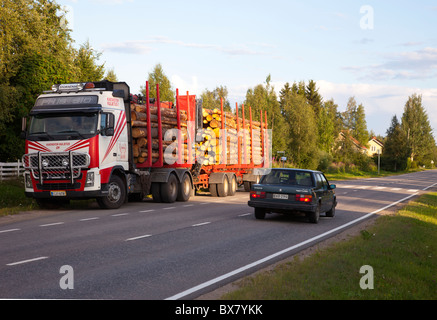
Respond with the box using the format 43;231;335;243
59;0;437;136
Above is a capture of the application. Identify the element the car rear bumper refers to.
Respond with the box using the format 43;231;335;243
248;200;317;213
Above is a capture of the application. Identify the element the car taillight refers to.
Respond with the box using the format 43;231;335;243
251;191;266;199
296;194;313;203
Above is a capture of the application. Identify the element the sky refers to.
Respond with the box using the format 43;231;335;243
58;0;437;137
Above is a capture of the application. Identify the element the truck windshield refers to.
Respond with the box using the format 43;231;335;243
28;113;99;141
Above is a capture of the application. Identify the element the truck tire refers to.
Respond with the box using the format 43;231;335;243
177;173;192;202
217;176;229;197
160;173;178;203
97;175;126;209
209;184;218;197
228;175;237;196
243;181;251;192
151;182;162;202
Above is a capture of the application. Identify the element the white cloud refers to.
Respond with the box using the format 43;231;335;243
317;80;437;135
344;47;437;81
100;37;271;57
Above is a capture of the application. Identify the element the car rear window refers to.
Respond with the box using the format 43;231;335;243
262;170;314;187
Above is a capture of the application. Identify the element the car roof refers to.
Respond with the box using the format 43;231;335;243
268;168;321;174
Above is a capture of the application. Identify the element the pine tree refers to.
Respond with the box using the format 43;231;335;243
401;94;435;165
141;63;175;102
382;115;409;171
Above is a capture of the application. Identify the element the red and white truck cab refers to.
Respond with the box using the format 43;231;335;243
22;81;139;209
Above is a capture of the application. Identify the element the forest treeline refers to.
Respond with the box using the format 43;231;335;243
1;0;436;173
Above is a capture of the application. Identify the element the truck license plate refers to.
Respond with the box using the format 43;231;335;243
50;191;66;197
273;194;288;200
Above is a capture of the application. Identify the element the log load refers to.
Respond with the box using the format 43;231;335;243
131;103;188;165
199;108;265;165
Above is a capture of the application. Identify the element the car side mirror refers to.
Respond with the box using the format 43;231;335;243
330;184;336;190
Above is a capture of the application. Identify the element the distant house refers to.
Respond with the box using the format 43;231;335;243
337;132;384;157
338;131;368;154
367;137;384;157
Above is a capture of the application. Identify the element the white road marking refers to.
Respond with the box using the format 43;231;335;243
139;209;155;213
183;204;194;207
7;256;48;266
111;213;129;217
39;222;64;227
165;192;420;300
0;228;20;234
192;222;211;227
125;234;152;241
163;207;176;210
80;217;99;221
238;213;252;217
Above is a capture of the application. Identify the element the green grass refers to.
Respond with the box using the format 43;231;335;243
0;179;37;216
222;192;437;300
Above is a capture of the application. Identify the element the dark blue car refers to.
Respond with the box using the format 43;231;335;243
248;168;337;223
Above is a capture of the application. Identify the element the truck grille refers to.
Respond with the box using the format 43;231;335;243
23;152;90;183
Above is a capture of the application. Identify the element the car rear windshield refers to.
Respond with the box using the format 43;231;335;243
261;170;314;187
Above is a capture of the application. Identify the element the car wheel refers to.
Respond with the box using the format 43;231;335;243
308;205;320;224
326;203;336;217
254;208;266;220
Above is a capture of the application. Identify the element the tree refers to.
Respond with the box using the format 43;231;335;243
382;115;409;171
245;75;286;154
317;99;340;154
342;97;369;147
73;40;105;82
0;0;77;161
305;80;323;116
280;85;319;169
401;94;435;165
141;63;174;102
104;68;118;82
201;86;231;112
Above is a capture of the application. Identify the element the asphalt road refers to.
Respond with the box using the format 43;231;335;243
0;170;436;300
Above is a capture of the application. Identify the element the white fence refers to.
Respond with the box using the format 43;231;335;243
0;161;25;181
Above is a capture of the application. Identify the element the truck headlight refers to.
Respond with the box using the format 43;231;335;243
85;172;94;187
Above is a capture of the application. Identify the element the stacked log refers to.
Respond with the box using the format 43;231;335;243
198;108;265;165
131;103;188;164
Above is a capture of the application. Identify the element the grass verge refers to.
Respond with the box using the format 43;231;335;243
222;192;437;300
0;179;37;216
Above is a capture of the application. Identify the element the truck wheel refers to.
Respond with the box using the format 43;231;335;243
160;173;178;203
177;173;192;202
254;208;266;220
308;205;320;224
217;176;229;197
209;184;218;197
151;182;162;202
243;181;251;192
228;175;237;196
97;175;126;209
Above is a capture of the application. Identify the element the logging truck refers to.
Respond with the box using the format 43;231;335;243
21;81;271;209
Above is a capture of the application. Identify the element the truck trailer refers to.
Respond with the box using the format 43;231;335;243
21;80;271;209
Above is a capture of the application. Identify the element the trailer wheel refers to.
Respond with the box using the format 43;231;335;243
151;182;162;202
209;184;218;197
160;173;178;203
217;176;229;197
177;173;192;202
243;181;251;192
228;175;237;196
97;175;126;209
